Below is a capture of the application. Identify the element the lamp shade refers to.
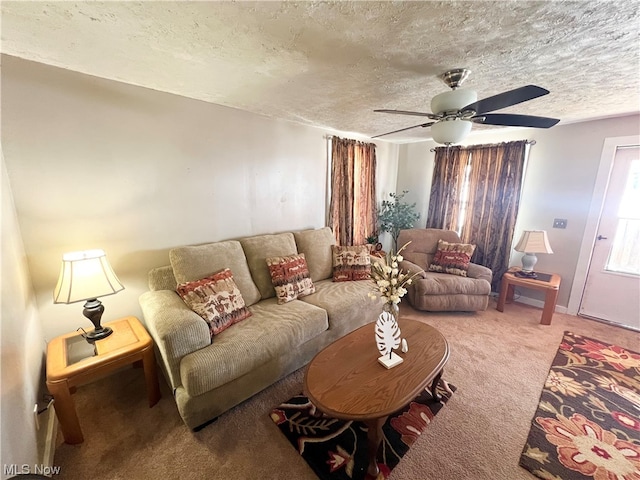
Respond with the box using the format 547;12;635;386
514;230;553;254
53;249;124;304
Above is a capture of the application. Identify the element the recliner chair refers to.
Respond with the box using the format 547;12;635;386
397;228;492;312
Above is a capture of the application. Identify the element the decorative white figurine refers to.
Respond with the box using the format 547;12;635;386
375;310;403;369
401;338;408;353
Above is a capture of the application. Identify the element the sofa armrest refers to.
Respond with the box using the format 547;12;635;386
399;259;427;279
139;290;210;391
467;263;493;284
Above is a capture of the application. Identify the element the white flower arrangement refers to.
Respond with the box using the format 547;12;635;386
368;242;422;305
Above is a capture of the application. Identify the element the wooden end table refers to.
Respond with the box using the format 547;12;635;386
304;319;449;477
46;316;161;444
496;268;561;325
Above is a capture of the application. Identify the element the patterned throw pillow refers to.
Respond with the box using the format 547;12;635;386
332;245;371;282
266;254;316;304
176;268;252;337
428;240;476;277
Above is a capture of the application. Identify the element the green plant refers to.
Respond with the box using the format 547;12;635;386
365;234;379;244
378;191;420;251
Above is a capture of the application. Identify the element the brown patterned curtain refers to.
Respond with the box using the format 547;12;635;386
426;141;528;291
329;137;377;246
425;146;469;230
460;141;527;290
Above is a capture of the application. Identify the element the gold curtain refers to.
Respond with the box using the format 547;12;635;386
329;137;377;246
425;146;469;230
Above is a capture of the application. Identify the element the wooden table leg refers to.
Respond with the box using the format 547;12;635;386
497;277;510;312
47;380;84;444
142;346;161;407
365;416;387;477
430;370;444;402
541;288;559;325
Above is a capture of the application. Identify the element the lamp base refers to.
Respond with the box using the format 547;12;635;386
520;252;538;273
85;326;113;341
82;298;113;341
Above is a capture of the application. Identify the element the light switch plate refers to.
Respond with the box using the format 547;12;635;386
553;218;568;229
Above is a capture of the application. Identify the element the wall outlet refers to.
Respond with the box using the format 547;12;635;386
553;218;568;229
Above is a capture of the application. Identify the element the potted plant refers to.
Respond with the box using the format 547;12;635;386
378;191;420;251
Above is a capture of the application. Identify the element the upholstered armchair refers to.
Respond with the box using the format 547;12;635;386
397;229;492;312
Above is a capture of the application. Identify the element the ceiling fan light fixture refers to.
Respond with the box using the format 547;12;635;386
431;119;472;145
430;88;478;115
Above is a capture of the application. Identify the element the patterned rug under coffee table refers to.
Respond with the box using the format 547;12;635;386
270;382;455;480
520;331;640;480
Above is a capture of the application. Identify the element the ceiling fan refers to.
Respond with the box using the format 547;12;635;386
373;68;560;144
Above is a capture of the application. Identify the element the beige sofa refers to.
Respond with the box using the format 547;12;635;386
398;229;492;311
139;227;382;429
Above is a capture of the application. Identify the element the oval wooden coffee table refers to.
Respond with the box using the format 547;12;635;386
304;318;450;477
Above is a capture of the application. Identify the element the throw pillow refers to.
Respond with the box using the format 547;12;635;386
332;245;371;282
266;254;316;304
176;268;252;337
428;239;476;277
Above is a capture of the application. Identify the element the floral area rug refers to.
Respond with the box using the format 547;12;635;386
270;381;455;480
519;331;640;480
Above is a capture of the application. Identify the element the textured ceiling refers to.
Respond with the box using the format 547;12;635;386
2;1;639;142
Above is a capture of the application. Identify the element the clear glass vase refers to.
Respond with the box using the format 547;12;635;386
382;302;400;325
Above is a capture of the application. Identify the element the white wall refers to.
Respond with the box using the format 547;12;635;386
396;114;640;308
1;152;45;476
1;55;398;339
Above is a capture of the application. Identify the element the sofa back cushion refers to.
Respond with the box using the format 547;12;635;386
148;265;178;291
170;240;261;307
240;233;298;300
293;227;336;282
397;228;463;270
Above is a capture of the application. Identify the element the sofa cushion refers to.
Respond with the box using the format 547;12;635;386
148;265;178;291
170;241;261;307
266;254;315;304
332;245;371;282
240;233;298;300
428;240;476;277
299;278;382;335
414;272;491;295
293;227;336;282
179;298;327;396
176;269;252;336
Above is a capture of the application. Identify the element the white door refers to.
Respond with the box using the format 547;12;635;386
579;145;640;329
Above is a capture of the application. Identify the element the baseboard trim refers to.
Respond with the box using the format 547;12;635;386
511;295;568;314
38;404;58;475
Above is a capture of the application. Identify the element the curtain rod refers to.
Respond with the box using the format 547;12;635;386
429;139;536;152
325;134;377;147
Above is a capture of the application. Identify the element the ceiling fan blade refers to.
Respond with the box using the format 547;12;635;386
472;113;560;128
374;109;440;120
463;85;550;115
372;122;435;138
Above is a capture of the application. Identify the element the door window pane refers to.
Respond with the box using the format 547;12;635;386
606;158;640;275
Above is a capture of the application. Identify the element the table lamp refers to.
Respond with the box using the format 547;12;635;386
514;230;553;278
53;249;124;341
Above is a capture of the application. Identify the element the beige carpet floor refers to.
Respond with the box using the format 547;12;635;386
52;300;639;480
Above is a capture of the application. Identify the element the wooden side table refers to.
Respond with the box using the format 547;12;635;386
497;268;561;325
46;316;161;444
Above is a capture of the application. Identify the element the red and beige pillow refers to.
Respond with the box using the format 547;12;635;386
176;268;252;337
331;245;371;282
266;254;315;304
428;239;476;277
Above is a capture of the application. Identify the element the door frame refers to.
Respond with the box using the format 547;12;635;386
567;135;640;315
